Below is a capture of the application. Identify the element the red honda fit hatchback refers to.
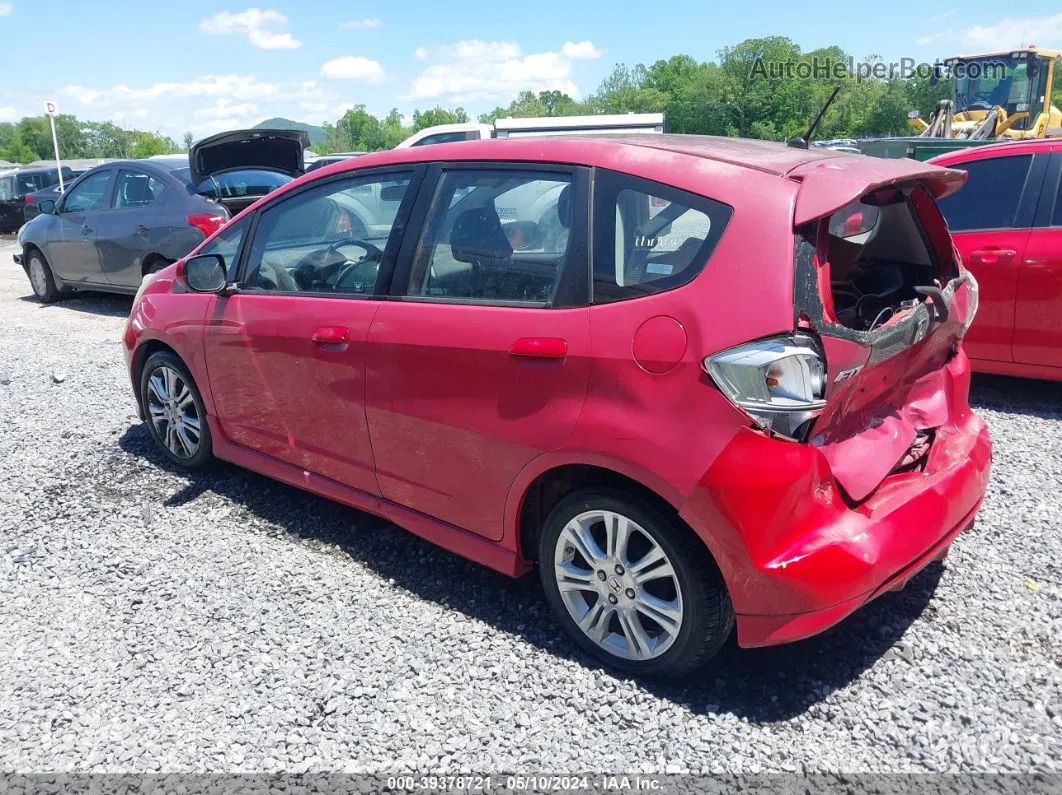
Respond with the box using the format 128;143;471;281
123;135;991;676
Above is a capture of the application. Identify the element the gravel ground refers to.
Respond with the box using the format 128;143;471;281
0;239;1060;775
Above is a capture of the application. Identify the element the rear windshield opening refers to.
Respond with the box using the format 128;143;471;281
817;191;955;332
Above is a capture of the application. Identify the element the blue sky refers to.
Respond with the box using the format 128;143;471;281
1;0;1061;140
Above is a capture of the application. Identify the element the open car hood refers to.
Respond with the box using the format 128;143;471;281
189;128;309;185
789;157;967;227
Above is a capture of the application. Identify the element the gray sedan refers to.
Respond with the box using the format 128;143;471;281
14;128;307;302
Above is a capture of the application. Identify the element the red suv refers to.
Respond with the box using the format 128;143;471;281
931;139;1062;381
123;136;991;676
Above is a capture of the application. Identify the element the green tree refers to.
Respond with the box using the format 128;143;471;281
411;106;469;132
129;131;178;159
83;121;131;158
1;132;36;164
585;64;668;114
182;131;195;152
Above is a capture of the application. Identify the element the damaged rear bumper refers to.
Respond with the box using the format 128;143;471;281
680;352;992;648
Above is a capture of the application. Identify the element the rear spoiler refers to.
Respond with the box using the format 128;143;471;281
788;157;968;226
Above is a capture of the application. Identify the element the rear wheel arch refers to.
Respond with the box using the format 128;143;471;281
516;463;705;566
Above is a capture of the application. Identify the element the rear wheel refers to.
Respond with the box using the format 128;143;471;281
26;249;60;303
539;488;734;677
140;351;213;469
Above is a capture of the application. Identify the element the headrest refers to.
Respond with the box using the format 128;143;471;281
450;206;512;265
557;184;572;229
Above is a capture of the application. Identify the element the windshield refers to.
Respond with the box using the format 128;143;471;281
950;54;1050;130
195;169;291;200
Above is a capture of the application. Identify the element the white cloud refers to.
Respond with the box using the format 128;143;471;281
53;73;341;139
561;40;604;60
0;3;12;17
415;46;428;60
199;8;301;50
62;75;288;105
195;98;259;119
320;55;386;82
404;39;596;103
917;13;1062;48
341;17;381;30
0;106;17;122
965;14;1062;47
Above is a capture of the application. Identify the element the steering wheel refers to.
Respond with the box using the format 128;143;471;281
293;238;382;292
966;100;993;111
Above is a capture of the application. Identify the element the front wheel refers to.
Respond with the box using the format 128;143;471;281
539;489;734;677
140;351;213;469
26;249;60;303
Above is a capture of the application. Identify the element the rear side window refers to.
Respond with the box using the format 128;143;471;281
936;155;1032;231
592;170;732;304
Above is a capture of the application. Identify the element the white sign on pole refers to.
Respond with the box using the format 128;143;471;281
44;100;58;116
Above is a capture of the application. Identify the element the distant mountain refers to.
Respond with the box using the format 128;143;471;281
253;118;328;147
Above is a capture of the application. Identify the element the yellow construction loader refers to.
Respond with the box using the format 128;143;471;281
910;47;1061;140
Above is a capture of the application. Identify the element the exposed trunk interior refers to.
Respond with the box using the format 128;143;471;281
819;186;959;333
792;181;972;504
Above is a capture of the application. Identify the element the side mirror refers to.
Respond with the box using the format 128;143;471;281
182;254;227;293
37;199;56;215
380;184;406;202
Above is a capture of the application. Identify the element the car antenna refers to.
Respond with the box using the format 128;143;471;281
788;86;843;149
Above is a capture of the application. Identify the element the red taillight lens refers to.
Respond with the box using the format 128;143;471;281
187;213;226;238
25;196;33;203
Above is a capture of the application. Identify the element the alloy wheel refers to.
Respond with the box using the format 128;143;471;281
146;365;201;459
553;509;684;661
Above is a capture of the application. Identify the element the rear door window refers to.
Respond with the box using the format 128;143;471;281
591;169;732;303
114;170;166;208
936;155;1032;231
404;169;574;304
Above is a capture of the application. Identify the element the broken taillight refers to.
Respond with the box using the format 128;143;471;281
704;334;827;442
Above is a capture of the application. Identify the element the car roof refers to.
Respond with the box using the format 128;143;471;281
252;134;962;230
310;134;851;179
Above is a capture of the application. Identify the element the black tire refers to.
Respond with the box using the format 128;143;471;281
538;488;734;678
139;351;213;469
25;248;60;303
144;257;172;276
